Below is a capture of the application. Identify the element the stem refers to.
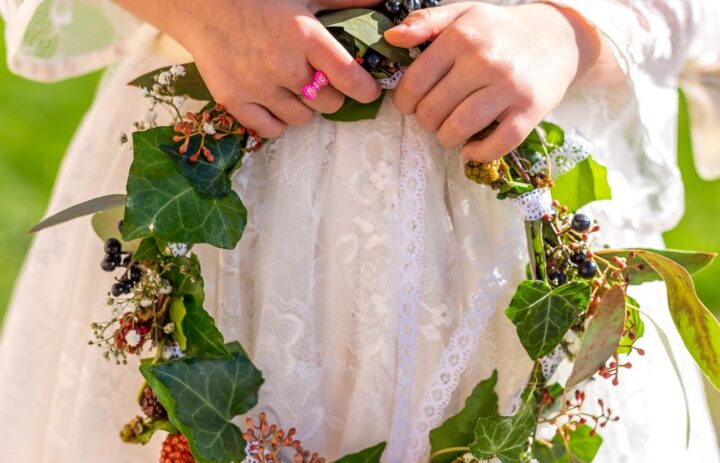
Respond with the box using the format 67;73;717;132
526;220;548;282
429;446;470;461
508;150;532;185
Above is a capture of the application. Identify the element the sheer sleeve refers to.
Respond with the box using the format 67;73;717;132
545;0;720;180
0;0;144;81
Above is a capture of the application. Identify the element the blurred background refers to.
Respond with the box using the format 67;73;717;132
1;21;720;442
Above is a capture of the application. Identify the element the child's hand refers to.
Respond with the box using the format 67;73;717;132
117;0;383;138
385;2;600;161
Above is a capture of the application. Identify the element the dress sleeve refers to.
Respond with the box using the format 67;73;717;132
1;0;144;81
543;0;720;180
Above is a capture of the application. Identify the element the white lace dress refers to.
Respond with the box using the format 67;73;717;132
1;1;720;462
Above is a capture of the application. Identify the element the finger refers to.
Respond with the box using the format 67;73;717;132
227;102;288;139
307;25;381;104
415;67;484;132
437;86;507;149
460;110;536;162
265;88;315;127
287;64;346;114
384;3;473;48
393;35;454;115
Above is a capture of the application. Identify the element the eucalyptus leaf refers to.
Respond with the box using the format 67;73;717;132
129;63;212;101
635;251;720;390
91;206;139;252
469;387;536;463
334;442;387;463
320;9;412;66
533;424;603;463
551;157;611;211
323;93;386;122
594;248;716;285
566;285;626;389
506;281;590;360
430;371;499;463
140;344;264;462
123;127;247;249
30;194;126;233
160;133;245;198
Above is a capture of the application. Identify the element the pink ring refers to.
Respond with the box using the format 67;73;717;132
302;70;329;100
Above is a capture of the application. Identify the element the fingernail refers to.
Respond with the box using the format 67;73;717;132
390;23;408;32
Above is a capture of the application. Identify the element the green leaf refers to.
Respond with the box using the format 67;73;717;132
566;285;626;389
165;254;205;305
133;237;163;262
169;298;188;351
519;122;565;158
551;157;611;211
617;296;644;355
91;206;140;253
635;251;720;390
123;127;247;249
129;63;212;101
161;134;245;198
320;9;412;66
541;122;565;149
135;420;178;445
140;345;264;463
506;281;590;359
533;424;603;463
30;194;126;233
496;181;534;199
183;298;230;358
640;309;691;446
469;387;536;463
323;93;386;122
594;248;716;285
430;371;499;463
334;442;387;463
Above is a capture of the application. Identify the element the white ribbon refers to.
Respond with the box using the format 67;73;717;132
509;188;555;221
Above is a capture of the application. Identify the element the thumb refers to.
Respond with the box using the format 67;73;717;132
384;4;472;48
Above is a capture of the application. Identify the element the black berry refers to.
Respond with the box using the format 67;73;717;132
403;0;421;12
129;266;142;282
549;272;567;286
422;0;440;6
384;0;402;14
121;255;132;268
101;256;117;272
111;283;125;297
570;251;588;265
122;280;135;294
571;214;592;233
365;52;382;70
104;238;122;256
578;260;598;279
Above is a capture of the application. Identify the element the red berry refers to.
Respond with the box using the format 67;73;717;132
160;434;195;463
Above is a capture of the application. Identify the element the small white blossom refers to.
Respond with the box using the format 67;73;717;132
140;298;154;308
172;96;186;109
167;242;189;257
161;343;185;360
110;303;123;317
162;323;175;334
125;329;141;348
140;87;151;97
159;283;173;295
144;111;157;125
203;122;216;135
245;137;259;150
169;64;186;77
157;71;172;85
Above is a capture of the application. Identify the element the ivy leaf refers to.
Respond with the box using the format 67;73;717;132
566;285;627;389
133;237;163;262
323;93;386;122
551;157;611;211
635;251;720;390
182;298;230;358
161;134;245;198
165;254;205;305
123;127;247;249
430;371;499;463
506;281;590;360
91;206;140;253
334;442;387;463
140;343;263;463
533;425;603;463
129;63;212;101
30;194;126;233
594;248;716;285
617;296;644;355
319;9;412;66
519;122;565;158
469;387;536;463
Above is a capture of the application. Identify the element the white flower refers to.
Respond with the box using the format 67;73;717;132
163;323;175;334
140;87;151;97
125;329;141;348
110;303;123;317
140;298;154;308
203;122;216;135
157;71;172;85
159;282;173;295
162;343;185;360
245;137;259;150
144;111;157;125
169;64;186;77
167;242;189;257
172;96;186;109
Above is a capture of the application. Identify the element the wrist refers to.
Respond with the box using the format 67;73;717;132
534;2;602;84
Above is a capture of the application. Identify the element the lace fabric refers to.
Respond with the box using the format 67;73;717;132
1;1;720;462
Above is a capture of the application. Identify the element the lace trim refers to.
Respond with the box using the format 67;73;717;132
387;117;428;462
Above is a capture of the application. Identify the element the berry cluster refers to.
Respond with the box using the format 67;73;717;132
140;384;168;421
242;412;325;463
381;0;441;23
101;238;131;272
542;209;602;287
160;434;196;463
